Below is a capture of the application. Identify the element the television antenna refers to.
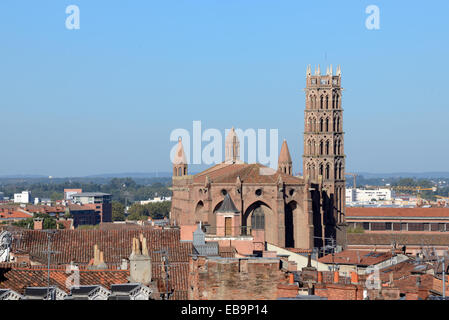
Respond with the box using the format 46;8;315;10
42;230;60;300
154;248;173;300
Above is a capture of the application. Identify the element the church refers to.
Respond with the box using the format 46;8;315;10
170;65;346;256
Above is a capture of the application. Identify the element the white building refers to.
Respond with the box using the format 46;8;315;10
13;191;31;204
139;196;171;205
346;188;394;205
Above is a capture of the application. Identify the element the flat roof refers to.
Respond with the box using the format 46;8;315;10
72;192;111;197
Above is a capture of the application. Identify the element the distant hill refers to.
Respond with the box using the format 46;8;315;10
355;172;449;179
84;172;173;178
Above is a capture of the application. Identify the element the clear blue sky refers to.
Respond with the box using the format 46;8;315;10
1;1;448;177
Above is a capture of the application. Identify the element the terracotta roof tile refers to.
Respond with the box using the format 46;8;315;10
193;163;303;185
318;250;394;266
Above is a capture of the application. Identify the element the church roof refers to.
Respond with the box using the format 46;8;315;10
278;140;292;164
215;194;240;213
193;163;303;185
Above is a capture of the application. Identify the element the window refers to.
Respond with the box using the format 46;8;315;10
251;208;265;230
362;222;370;230
371;222;386;231
401;223;407;231
320;79;327;85
408;223;425;231
393;223;401;231
312;79;317;85
385;222;392;230
431;223;440;231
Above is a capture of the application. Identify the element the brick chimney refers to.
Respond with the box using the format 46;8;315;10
288;273;294;285
333;271;340;283
33;218;43;230
351;271;359;284
129;234;152;285
88;244;108;269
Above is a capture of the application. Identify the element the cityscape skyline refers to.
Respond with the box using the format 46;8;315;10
1;1;448;177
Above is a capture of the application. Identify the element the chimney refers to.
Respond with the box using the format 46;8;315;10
89;244;108;269
351;271;359;284
129;235;152;285
317;271;323;283
33;218;43;230
333;271;340;284
288;273;294;285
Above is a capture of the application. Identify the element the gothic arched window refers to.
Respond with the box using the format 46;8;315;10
251;207;265;230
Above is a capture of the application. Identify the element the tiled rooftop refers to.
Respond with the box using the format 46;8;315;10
10;228;192;265
318;250;394;266
193;163;303;185
2;227;192;300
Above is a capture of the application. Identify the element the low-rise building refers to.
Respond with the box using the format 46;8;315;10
347;207;449;234
318;250;409;276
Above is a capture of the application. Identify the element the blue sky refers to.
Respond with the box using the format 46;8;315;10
0;1;448;177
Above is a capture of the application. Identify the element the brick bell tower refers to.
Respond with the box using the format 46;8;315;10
302;64;347;250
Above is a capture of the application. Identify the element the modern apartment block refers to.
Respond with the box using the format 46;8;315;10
71;192;112;223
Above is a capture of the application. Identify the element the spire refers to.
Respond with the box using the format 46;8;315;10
336;65;341;76
173;137;187;177
173;137;187;165
225;127;240;164
278;140;292;175
306;64;311;77
279;140;292;164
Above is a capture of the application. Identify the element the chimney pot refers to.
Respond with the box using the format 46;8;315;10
334;271;340;283
289;273;294;285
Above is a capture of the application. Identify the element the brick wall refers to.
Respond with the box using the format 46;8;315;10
189;256;292;300
315;283;364;300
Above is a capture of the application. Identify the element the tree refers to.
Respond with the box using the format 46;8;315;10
50;192;63;201
13;218;34;229
43;217;57;229
112;201;125;221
